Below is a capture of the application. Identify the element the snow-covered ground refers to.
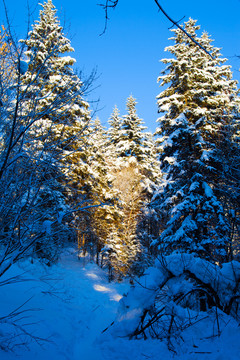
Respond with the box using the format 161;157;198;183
0;249;240;360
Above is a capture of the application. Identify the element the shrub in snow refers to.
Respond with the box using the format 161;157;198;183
108;254;240;351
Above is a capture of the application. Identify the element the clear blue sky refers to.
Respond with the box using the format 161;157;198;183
1;0;240;132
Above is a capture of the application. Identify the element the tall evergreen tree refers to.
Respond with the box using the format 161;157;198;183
19;0;91;259
107;105;122;148
152;19;240;262
116;95;147;161
78;117;121;265
21;0;90;162
108;95;161;184
106;97;161;276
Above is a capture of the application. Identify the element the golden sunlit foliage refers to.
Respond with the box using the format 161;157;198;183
0;25;17;89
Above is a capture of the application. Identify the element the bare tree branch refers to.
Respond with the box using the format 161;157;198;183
99;0;213;58
98;0;118;35
153;0;213;59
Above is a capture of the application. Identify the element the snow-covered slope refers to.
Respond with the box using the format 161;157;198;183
0;250;129;360
0;250;240;360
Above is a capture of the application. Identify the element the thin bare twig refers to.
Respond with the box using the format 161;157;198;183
99;0;214;58
153;0;213;59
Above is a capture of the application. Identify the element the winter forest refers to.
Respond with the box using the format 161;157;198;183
1;0;240;359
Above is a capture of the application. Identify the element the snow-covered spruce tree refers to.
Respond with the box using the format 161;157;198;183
135;133;161;255
152;18;240;262
107;105;122;149
106;96;161;276
109;95;161;185
21;0;90;162
112;158;148;276
229;121;240;257
76;117;122;269
116;95;147;161
19;0;91;260
0;46;78;275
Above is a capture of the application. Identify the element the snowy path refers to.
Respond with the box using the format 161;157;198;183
56;254;129;360
0;250;130;360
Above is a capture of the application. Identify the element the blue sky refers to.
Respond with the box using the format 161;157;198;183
1;0;240;131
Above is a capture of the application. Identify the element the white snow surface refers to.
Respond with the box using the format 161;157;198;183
0;250;240;360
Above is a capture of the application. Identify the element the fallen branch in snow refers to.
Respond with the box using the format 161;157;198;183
102;320;114;333
190;352;212;354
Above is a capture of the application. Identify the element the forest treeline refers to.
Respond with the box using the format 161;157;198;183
0;0;240;283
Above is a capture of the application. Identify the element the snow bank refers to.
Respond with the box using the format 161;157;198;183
108;254;240;358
